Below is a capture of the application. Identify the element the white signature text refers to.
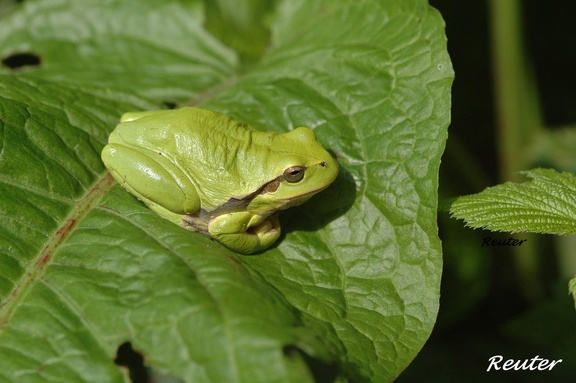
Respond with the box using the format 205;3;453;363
487;355;562;372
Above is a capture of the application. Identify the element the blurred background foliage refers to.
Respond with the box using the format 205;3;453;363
399;0;576;382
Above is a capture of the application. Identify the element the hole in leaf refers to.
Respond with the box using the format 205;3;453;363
114;342;149;383
2;52;41;69
283;345;339;382
162;101;178;109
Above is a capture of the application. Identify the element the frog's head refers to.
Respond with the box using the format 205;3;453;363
249;127;339;213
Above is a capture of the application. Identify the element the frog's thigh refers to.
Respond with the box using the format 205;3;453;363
209;213;281;254
102;144;200;214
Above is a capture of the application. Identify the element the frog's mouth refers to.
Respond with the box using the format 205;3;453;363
277;184;331;210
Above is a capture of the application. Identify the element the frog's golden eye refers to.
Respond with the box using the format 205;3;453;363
283;166;305;183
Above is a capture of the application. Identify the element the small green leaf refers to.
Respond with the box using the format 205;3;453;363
449;168;576;235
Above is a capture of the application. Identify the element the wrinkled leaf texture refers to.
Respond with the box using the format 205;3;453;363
449;168;576;235
0;0;453;382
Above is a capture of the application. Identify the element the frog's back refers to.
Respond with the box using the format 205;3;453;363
157;107;274;170
118;107;264;156
120;107;251;140
117;107;279;207
174;107;253;138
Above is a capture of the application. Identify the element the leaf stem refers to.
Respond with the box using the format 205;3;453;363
489;0;542;181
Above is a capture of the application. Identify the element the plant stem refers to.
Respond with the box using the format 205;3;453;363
489;0;543;302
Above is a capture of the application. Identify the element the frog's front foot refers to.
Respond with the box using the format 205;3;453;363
208;213;281;254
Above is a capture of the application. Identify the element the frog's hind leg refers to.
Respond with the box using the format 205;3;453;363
102;144;201;224
209;213;281;254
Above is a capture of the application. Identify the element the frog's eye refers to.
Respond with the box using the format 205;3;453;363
283;166;305;183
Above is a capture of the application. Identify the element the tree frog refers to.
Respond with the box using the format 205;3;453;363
101;107;338;254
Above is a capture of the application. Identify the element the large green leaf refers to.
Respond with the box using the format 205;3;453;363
0;0;453;382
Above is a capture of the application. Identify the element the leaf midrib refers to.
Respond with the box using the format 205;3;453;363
0;172;116;330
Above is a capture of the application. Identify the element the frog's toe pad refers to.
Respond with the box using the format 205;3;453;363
248;215;280;238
